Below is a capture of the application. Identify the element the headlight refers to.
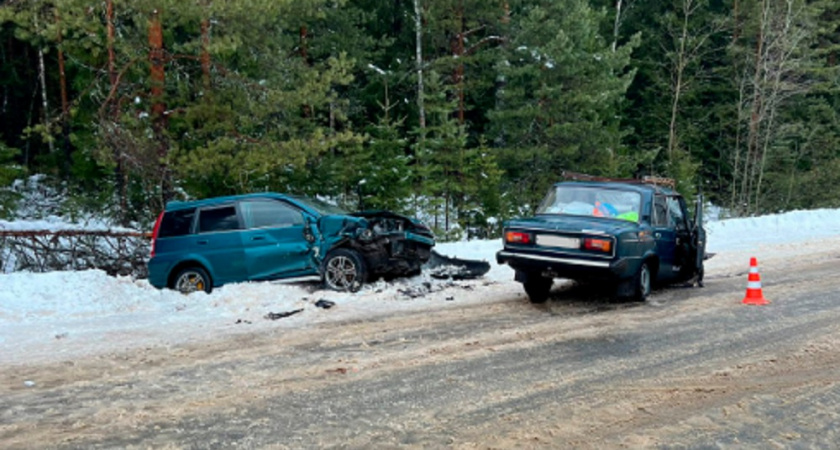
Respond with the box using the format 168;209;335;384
359;228;374;241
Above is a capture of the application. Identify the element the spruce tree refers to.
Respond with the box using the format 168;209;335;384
489;0;638;211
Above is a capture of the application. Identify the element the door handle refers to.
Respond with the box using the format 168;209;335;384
251;236;266;241
196;240;208;245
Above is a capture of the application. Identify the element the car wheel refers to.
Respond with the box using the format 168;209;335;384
696;263;705;288
632;261;652;302
173;266;212;294
523;274;553;304
323;249;367;292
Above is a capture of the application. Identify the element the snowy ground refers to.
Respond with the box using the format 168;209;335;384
3;208;840;366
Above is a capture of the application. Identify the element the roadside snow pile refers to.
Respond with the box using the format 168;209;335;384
706;208;840;252
0;239;506;365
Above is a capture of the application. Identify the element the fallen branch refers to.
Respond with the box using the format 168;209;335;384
0;229;151;278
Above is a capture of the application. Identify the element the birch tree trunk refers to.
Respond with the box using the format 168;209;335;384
667;0;692;160
612;0;623;53
33;12;55;156
414;0;426;131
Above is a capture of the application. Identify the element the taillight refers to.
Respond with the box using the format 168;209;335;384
583;237;612;253
505;231;532;245
150;211;165;258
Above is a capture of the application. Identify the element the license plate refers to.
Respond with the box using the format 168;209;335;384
536;235;580;249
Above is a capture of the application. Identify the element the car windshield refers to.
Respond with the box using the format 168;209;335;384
288;195;349;215
536;185;642;222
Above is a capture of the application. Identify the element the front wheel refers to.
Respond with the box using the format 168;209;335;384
523;274;553;304
631;261;652;302
322;248;367;292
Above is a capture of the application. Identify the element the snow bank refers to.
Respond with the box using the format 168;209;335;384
706;208;840;252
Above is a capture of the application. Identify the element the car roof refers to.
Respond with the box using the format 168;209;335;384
555;180;678;196
164;192;292;211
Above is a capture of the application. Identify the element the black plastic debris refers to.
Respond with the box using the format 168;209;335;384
235;319;252;324
314;299;335;309
264;309;304;320
399;281;436;299
423;250;490;280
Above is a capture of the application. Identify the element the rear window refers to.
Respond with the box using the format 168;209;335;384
537;185;642;222
199;206;241;233
158;208;196;238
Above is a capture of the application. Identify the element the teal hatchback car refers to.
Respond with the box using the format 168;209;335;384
147;194;434;294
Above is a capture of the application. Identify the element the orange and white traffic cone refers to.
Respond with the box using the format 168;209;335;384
742;257;769;305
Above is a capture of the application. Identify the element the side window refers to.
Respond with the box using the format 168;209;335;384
198;206;241;233
241;200;304;229
652;195;669;227
158;208;196;238
667;196;686;229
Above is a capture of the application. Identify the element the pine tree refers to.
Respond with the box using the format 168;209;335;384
489;0;638;211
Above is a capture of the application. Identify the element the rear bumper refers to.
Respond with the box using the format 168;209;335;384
146;259;171;289
496;250;639;281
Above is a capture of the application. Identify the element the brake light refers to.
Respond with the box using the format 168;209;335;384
150;211;164;258
583;237;612;253
505;231;532;244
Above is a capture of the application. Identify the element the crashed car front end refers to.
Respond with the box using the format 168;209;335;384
320;211;435;279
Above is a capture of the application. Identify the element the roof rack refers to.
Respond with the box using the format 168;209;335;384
561;171;676;190
640;175;676;189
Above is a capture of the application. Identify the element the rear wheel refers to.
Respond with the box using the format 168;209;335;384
523;274;553;304
323;249;367;292
172;266;212;294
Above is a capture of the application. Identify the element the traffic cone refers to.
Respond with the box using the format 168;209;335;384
742;257;769;305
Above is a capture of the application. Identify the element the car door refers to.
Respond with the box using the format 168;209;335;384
239;199;318;280
194;204;248;284
651;194;678;281
669;195;694;280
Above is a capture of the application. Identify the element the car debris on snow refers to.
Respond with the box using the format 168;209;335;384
314;299;335;309
264;309;304;320
423;250;491;280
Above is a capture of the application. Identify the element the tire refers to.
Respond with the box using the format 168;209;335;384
172;266;213;294
523;274;553;304
630;261;652;302
322;248;368;292
696;263;705;288
406;265;423;278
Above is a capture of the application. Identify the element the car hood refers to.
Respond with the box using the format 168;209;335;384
351;210;434;236
318;210;434;239
506;214;640;235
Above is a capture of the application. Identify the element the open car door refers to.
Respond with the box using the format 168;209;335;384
691;193;707;286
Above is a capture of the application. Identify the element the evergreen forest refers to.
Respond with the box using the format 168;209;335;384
1;0;839;238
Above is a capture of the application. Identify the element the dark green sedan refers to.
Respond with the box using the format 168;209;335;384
497;178;705;303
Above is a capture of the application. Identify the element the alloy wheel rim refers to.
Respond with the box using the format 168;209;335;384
176;271;205;293
326;256;357;290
